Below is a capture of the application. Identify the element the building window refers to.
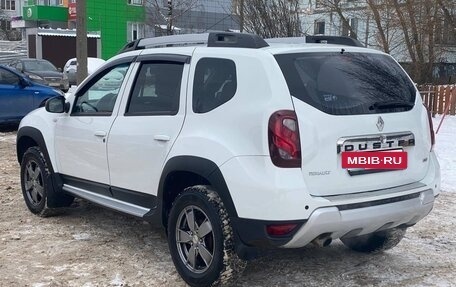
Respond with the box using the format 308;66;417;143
36;0;61;5
127;22;145;42
342;18;358;39
314;21;325;35
0;20;11;31
127;0;142;5
1;0;16;10
435;17;456;46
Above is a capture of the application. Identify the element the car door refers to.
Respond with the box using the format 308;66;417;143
107;54;189;202
0;67;33;123
54;60;133;188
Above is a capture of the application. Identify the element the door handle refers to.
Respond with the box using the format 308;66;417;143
154;135;170;142
94;131;107;137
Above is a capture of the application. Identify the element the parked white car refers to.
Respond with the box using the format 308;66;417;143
17;32;440;287
64;57;106;85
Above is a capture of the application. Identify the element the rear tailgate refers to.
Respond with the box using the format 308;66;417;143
275;50;432;196
292;98;431;196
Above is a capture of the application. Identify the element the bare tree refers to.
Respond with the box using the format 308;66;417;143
316;0;455;83
365;0;404;54
386;0;443;83
146;0;201;35
437;0;456;31
0;10;8;40
236;0;302;38
314;0;361;39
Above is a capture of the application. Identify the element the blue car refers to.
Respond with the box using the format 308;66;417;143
0;64;63;125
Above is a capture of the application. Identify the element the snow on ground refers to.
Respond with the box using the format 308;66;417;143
433;115;456;192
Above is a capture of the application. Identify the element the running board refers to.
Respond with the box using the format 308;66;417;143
63;184;150;218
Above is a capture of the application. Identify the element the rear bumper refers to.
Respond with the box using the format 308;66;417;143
284;189;434;248
233;188;434;253
223;152;440;253
222;151;440;221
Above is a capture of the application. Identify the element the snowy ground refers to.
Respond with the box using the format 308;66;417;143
0;117;455;286
432;115;456;192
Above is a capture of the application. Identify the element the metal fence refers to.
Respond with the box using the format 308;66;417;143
0;40;27;65
419;85;456;116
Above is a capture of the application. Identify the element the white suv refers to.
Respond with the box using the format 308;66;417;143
16;32;440;287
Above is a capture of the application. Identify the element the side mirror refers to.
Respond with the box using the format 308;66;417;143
19;78;29;88
58;67;62;72
45;96;66;113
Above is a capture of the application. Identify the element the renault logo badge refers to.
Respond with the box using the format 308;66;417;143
376;116;384;131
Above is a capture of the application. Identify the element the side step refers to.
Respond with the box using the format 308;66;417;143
63;184;150;218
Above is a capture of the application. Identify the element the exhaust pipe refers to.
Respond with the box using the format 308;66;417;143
312;234;332;247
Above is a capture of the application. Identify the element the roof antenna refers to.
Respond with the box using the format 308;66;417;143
340;48;345;54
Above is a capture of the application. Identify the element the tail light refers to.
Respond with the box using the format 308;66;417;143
426;109;435;151
268;110;301;168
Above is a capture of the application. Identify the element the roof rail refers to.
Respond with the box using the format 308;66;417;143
118;32;269;53
265;35;364;47
120;38;143;53
306;35;364;47
207;32;268;48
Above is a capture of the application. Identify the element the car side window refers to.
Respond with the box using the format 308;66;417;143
125;61;184;116
193;58;237;113
72;63;130;116
0;69;20;85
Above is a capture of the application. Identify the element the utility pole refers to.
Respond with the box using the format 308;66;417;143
76;0;88;85
167;0;173;36
364;15;370;48
239;0;244;33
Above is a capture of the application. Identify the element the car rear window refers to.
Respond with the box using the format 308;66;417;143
274;52;416;115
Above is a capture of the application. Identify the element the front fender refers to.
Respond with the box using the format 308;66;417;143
17;108;59;172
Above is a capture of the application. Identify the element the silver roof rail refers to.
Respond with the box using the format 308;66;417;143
119;32;269;54
265;37;307;44
139;33;209;48
266;36;364;47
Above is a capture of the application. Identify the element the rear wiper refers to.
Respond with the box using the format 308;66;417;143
369;101;414;110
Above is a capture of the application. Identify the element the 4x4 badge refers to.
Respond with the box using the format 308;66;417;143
377;116;384;131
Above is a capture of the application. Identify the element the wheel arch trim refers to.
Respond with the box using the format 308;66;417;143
148;156;238;227
16;127;54;173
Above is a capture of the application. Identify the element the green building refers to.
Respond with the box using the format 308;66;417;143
19;0;145;60
84;0;145;59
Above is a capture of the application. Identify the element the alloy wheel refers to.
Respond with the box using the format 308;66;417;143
23;159;44;206
175;205;215;273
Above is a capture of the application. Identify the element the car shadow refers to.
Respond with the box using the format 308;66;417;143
0;124;19;132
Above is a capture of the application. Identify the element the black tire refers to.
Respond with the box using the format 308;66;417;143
20;146;74;216
167;185;246;287
341;227;407;253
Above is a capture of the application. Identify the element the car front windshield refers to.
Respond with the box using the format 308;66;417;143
24;60;58;72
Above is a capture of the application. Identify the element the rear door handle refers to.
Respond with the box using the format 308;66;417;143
154;135;170;142
94;131;107;137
